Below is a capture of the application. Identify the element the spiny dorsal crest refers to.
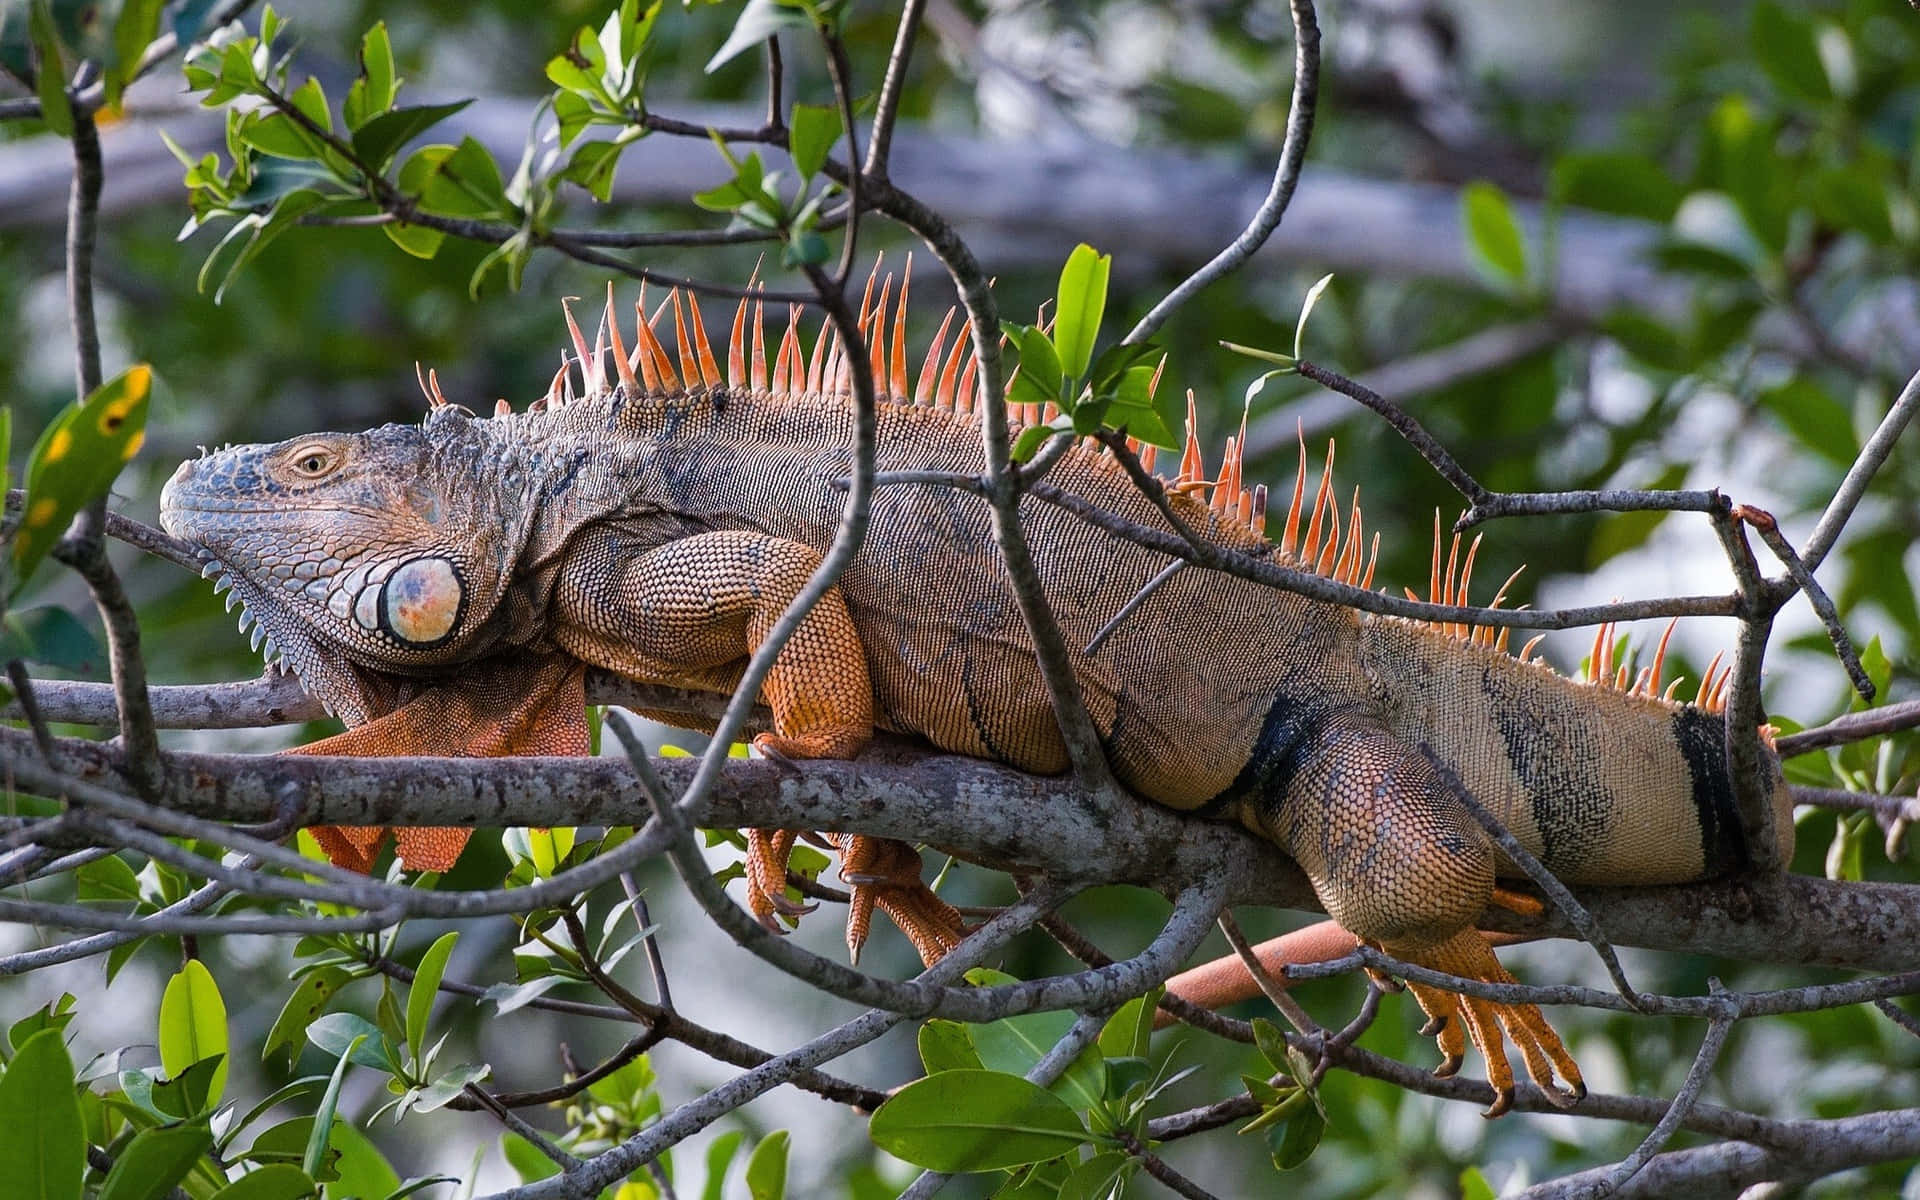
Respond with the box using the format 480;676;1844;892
411;261;1743;720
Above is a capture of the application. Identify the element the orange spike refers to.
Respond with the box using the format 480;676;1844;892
1495;626;1511;653
1429;512;1444;608
867;275;892;394
1212;438;1236;512
631;295;671;391
775;307;802;392
1361;532;1381;590
1237;487;1253;528
1178;393;1204;485
1441;530;1463;608
858;255;882;335
1588;624;1610;684
1632;666;1654;697
1520;634;1546;663
1488;566;1525;612
1663;677;1686;702
1351;487;1367;579
1043;401;1060;424
669;292;700;387
727;298;749;389
687;296;722;387
1250;483;1269;535
890;258;912;399
1650;618;1678;694
1314;481;1341;577
543;361;568;407
1301;443;1335;567
956;355;978;417
916;308;955;406
807;321;832;393
750;301;769;390
561;295;593;382
936;327;969;413
605;284;641;396
494;397;511;417
1140;443;1157;473
1280;434;1307;558
427;368;447;408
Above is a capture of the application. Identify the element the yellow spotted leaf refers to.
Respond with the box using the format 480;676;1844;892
11;364;153;594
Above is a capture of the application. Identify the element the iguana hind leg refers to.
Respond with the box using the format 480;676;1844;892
554;528;966;963
1251;708;1584;1115
289;653;588;873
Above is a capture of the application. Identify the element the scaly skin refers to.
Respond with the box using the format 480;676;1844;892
159;285;1795;1113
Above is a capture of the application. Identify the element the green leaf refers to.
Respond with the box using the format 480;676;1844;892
744;1129;789;1200
9;995;76;1050
868;1070;1089;1172
398;138;511;218
1252;1018;1293;1078
159;960;229;1106
1264;1099;1325;1169
96;1122;212;1200
788;103;839;180
1759;377;1855;466
701;1130;744;1200
971;1013;1103;1112
781;230;829;267
918;1020;983;1074
321;1120;402;1197
1053;244;1111;380
1550;152;1684;223
306;1013;395;1071
12;363;153;593
0;606;101;673
1460;1166;1498;1200
558;138;631;204
706;0;811;74
0;1029;84;1200
406;932;459;1063
1462;182;1527;285
1005;323;1064;412
263;967;350;1070
237;112;324;161
344;22;397;131
1011;416;1071;463
208;1163;319;1200
30;1;70;138
1752;2;1829;102
349;100;472;175
108;0;165;107
305;1036;361;1181
1292;273;1335;360
381;221;445;260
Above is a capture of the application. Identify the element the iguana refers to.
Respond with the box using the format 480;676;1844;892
158;273;1796;1116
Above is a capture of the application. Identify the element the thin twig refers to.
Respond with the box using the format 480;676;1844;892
1801;366;1920;575
1598;989;1739;1197
1125;0;1319;344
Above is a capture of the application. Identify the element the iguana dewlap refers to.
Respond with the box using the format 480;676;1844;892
159;279;1794;1114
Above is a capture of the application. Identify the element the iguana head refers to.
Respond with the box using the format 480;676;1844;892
160;407;528;720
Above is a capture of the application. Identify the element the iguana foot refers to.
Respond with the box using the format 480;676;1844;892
740;828;967;966
1387;929;1585;1118
833;834;968;966
745;828;817;930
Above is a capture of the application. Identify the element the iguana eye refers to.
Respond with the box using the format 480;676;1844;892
287;444;339;478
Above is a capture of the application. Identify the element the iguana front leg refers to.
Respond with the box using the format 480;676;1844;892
289;652;588;873
1250;709;1584;1115
552;528;966;964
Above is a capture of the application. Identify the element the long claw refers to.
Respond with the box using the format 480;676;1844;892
1391;928;1582;1118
